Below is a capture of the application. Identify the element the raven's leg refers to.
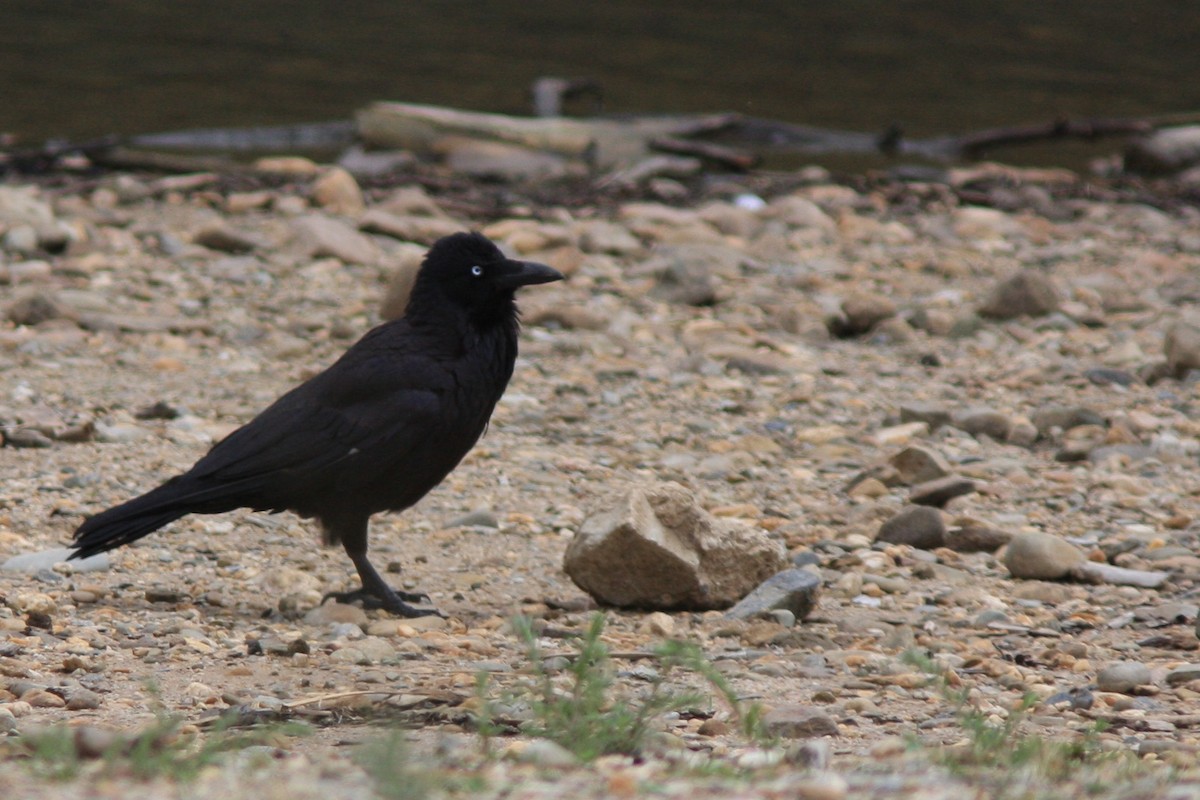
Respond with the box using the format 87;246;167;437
320;516;441;618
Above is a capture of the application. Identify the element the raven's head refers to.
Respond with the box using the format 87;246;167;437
410;232;562;322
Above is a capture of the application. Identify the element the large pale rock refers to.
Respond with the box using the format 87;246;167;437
564;482;786;610
1003;531;1086;580
292;215;379;264
977;270;1060;319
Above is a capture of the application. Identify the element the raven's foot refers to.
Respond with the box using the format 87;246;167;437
321;587;443;618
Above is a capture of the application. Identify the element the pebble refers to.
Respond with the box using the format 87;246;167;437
3;547;110;574
762;705;839;738
725;569;821;621
977;270;1061;319
1165;664;1200;687
1003;531;1086;580
311;167;365;216
292;214;379;263
1096;661;1153;694
908;475;976;507
875;505;946;550
888;446;950;484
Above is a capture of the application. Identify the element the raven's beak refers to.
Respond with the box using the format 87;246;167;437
498;260;564;289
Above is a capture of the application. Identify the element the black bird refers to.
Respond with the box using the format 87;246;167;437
70;232;563;617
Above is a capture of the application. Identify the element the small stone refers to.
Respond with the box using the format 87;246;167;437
311;167;365;216
21;688;66;708
509;738;579;768
2;548;109;573
1003;532;1086;580
829;292;897;337
1165;318;1200;377
1031;405;1105;436
292;215;380;264
1165;664;1200;687
3;427;53;448
9;592;57;615
944;522;1012;553
1096;661;1153;694
1070;562;1170;588
358;209;463;245
908;475;976;507
7;290;75;326
448;508;499;529
767;609;797;628
978;270;1061;319
953;407;1013;440
193;222;260;253
899;403;951;430
65;688;102;711
725;569;820;621
876;505;946;550
303;603;369;627
73;725;121;757
640;611;676;637
785;739;831;769
762;705;839;738
697;718;731;736
145;587;185;603
93;421;151;444
888;446;950;485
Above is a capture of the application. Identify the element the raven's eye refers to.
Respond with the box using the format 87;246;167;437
470;265;484;277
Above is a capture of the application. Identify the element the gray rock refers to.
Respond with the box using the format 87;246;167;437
944;521;1012;553
898;403;952;430
644;244;746;307
449;508;500;528
1165;664;1200;687
1096;661;1152;694
875;505;946;550
1070;562;1170;588
511;739;579;768
564;482;787;610
577;221;642;255
7;290;76;326
1031;405;1105;436
193;222;261;253
1126;125;1200;175
3;427;53;448
292;215;380;264
978;270;1061;319
888;446;950;485
828;292;897;337
358;209;462;245
1165;318;1200;377
953;407;1013;440
908;475;976;508
762;705;839;739
303;603;369;627
1003;532;1086;580
2;548;110;573
725;569;820;621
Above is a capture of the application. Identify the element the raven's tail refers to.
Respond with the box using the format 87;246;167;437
71;480;201;559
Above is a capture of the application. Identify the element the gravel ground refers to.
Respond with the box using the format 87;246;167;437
2;164;1200;798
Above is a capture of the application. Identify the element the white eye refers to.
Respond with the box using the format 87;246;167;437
470;265;484;277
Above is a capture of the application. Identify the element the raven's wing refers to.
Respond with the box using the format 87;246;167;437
187;346;449;491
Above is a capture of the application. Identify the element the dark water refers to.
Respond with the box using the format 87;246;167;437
3;1;1199;161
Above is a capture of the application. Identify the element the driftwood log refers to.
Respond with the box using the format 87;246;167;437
356;101;737;170
5;98;1200;178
